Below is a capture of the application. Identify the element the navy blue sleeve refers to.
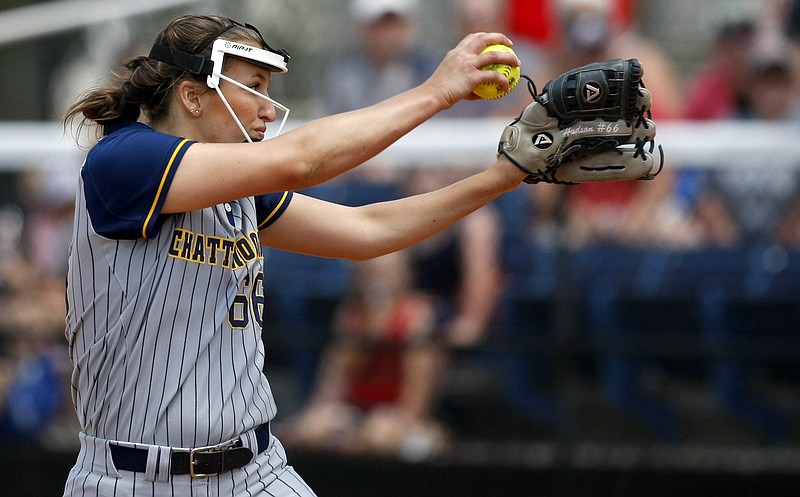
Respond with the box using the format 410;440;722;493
256;191;293;230
81;123;194;239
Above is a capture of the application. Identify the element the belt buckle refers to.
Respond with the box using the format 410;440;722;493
188;440;236;478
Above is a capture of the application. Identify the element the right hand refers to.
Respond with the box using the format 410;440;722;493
424;32;519;109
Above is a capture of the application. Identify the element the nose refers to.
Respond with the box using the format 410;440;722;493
259;98;277;123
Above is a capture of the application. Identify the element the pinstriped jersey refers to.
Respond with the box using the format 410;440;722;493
65;121;292;448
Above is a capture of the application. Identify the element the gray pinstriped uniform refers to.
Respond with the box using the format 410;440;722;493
62;121;316;496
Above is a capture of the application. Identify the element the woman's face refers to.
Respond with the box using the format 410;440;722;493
201;57;277;143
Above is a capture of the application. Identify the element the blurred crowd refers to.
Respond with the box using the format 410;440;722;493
2;0;800;459
0;168;76;447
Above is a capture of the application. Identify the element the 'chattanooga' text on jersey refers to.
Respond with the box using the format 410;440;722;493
168;228;262;269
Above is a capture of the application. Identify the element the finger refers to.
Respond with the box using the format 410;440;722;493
458;32;515;53
475;48;520;69
475;71;513;95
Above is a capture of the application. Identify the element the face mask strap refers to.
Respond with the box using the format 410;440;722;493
148;44;214;75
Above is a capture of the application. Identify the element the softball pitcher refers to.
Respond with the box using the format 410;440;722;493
62;13;524;497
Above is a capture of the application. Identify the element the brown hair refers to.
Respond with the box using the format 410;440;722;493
63;14;265;135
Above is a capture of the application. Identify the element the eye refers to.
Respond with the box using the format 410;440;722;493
248;80;269;96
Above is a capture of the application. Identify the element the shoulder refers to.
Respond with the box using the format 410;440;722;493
81;122;194;239
87;122;193;174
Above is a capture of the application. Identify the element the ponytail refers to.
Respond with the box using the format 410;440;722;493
63;54;190;137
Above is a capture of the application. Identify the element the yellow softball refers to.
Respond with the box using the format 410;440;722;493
473;44;520;100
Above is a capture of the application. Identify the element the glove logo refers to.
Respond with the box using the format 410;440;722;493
532;132;554;150
582;82;602;103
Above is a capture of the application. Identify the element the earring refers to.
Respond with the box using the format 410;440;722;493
192;109;200;114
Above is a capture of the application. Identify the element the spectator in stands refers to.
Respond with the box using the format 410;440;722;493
394;0;516;349
285;0;440;395
522;182;567;248
317;0;507;347
317;0;440;202
787;0;800;49
0;200;69;444
402;0;511;345
403;167;505;347
0;303;64;442
276;251;450;460
691;30;800;247
684;19;756;121
527;0;689;249
504;0;636;49
525;0;681;116
673;18;759;249
323;0;438;116
19;168;76;280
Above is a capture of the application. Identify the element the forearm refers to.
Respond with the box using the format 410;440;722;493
278;87;446;187
261;158;526;260
350;162;522;260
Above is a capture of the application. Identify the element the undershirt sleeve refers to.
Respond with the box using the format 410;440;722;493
255;191;293;230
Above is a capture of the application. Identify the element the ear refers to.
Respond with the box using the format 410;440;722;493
176;80;207;115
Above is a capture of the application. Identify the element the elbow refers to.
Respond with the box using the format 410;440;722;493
342;245;382;262
344;241;412;262
341;239;399;263
320;206;405;262
345;252;377;263
302;161;323;183
279;159;324;191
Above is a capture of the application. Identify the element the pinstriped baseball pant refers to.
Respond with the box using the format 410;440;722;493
62;431;318;497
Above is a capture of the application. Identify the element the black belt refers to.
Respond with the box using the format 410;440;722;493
110;423;270;478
